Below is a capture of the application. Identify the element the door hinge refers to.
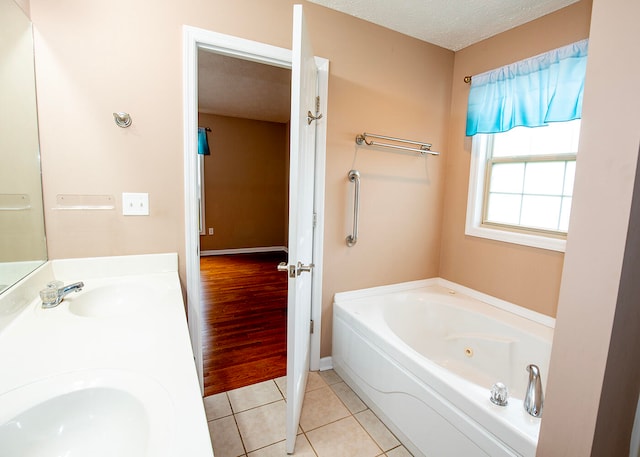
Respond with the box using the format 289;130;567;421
310;319;314;334
313;212;317;228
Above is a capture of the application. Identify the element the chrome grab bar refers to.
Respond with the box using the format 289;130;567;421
355;132;439;156
346;170;360;247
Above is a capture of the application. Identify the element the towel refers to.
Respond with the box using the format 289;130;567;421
198;127;210;155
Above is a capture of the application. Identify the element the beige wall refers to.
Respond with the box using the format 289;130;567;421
13;0;29;16
198;113;288;251
439;1;592;318
537;0;640;453
309;4;453;357
30;0;453;357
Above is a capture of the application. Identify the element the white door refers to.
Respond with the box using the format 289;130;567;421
284;4;318;454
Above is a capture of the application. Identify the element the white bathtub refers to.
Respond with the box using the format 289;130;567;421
332;278;554;457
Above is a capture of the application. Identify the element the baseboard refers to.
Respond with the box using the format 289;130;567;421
319;356;333;371
200;246;288;256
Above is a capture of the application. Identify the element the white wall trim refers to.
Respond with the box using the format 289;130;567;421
183;25;204;393
319;356;333;371
201;246;288;256
309;56;329;372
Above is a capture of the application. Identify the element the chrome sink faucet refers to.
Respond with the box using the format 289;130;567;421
524;364;544;417
40;281;84;308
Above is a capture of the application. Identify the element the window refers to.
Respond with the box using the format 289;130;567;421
466;120;581;251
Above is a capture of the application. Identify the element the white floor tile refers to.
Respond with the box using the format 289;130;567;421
274;376;287;398
236;399;287;452
275;371;326;399
355;409;400;452
299;385;350;431
247;435;316;456
208;415;245;457
228;380;283;413
318;369;342;386
331;381;367;414
305;371;327;391
386;445;413;457
204;392;232;420
306;416;382;457
209;374;411;457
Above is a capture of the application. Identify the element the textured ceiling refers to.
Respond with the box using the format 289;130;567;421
198;0;580;122
308;0;579;51
198;50;291;123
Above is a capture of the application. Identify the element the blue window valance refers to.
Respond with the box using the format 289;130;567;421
465;39;588;136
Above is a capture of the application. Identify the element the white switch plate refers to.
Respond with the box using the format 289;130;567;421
122;192;149;216
208;228;214;235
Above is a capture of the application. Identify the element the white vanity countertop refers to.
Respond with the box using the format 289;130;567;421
0;253;213;457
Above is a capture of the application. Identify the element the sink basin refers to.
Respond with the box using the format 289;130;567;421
0;370;173;457
0;387;147;456
65;283;161;318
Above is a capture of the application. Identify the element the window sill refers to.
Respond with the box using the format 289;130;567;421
465;223;566;252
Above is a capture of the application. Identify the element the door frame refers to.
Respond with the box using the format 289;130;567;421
182;25;327;392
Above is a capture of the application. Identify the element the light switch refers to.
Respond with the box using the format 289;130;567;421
122;192;149;216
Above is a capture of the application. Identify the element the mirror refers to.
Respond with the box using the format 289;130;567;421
0;0;47;293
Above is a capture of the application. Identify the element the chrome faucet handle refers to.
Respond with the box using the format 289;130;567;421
490;382;509;406
40;281;84;309
40;285;59;308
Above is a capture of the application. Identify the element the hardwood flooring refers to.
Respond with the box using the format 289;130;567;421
200;251;288;397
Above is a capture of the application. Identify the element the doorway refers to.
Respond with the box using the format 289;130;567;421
182;25;328;394
197;50;292;396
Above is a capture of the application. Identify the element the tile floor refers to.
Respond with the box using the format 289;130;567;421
204;369;414;457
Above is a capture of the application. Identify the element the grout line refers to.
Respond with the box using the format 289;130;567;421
232;411;250;457
245;438;286;456
213;371;403;457
301;429;320;456
231;397;285;415
273;378;286;399
328;380;393;455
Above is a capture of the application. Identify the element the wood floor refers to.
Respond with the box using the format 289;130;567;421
200;252;288;397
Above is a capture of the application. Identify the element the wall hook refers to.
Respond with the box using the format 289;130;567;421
113;112;132;128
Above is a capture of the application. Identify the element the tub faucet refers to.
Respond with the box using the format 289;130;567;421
40;281;84;308
524;364;544;417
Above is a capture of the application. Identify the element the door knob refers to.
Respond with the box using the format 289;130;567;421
277;261;314;277
277;262;295;278
296;262;314;276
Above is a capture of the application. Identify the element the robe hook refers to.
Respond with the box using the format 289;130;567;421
113;112;132;128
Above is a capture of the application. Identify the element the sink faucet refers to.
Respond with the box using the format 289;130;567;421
40;281;84;308
524;364;544;417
